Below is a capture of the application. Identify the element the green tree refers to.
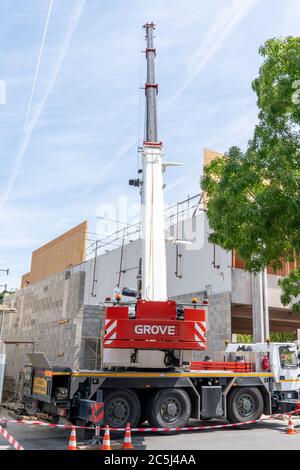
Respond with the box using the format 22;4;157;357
0;289;15;304
237;333;295;343
201;37;300;311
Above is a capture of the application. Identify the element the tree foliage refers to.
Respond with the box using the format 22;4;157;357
0;291;5;304
0;289;14;304
279;268;300;313
237;333;296;343
201;37;300;311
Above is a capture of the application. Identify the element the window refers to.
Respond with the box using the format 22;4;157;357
279;346;298;369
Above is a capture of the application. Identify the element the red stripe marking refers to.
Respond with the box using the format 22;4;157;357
0;426;24;450
104;321;117;340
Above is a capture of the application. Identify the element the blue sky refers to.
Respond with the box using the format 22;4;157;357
0;0;299;289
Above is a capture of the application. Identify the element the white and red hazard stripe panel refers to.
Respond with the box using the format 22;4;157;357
104;318;117;345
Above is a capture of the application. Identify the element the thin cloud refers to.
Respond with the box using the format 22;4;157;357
93;0;260;183
23;0;54;132
1;0;86;206
80;136;139;199
162;0;261;112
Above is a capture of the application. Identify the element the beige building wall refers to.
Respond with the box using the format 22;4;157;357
203;148;223;207
203;148;223;168
21;221;87;288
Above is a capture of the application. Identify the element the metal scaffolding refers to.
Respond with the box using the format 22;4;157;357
86;192;204;260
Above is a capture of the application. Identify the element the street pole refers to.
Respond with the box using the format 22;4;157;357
262;268;270;340
252;269;269;343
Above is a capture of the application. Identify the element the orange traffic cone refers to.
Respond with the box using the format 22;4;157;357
68;426;77;450
122;423;134;450
101;425;112;450
286;414;297;435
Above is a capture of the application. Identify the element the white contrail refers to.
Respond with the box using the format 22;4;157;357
1;0;86;206
23;0;54;132
92;0;260;183
162;0;260;112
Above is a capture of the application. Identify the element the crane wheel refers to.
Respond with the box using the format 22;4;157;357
227;387;264;423
103;389;141;432
146;388;191;429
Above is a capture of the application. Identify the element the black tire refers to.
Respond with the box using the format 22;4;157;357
137;391;148;425
138;408;147;426
104;389;141;430
50;415;60;425
146;388;191;428
73;419;95;441
227;387;264;424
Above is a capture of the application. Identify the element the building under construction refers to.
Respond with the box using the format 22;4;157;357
2;165;299;399
1;22;300;399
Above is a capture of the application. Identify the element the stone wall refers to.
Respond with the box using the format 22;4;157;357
2;269;86;398
204;292;232;356
79;305;105;370
2;271;232;398
171;291;232;360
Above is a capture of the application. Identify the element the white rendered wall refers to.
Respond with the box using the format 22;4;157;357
81;214;232;305
231;268;287;309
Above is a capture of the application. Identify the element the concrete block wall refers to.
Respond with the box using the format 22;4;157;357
1;214;234;397
171;291;232;360
204;292;232;355
2;270;86;398
79;305;105;370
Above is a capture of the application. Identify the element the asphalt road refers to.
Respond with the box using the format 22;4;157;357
1;408;300;451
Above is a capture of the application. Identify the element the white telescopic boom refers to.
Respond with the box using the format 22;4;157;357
141;23;167;301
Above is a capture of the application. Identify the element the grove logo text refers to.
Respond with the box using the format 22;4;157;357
134;325;176;336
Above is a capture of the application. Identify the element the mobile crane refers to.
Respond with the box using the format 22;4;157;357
21;23;300;431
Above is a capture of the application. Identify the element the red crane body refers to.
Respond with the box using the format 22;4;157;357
104;300;207;351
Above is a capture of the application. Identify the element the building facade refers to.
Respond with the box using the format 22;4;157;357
2;210;298;398
2;149;299;397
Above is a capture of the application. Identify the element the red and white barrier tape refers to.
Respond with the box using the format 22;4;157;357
100;409;300;432
0;425;24;450
0;408;299;433
0;419;87;429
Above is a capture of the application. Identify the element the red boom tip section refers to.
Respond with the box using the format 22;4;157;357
143;22;156;30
